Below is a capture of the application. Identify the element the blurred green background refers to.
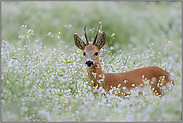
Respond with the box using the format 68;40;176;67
2;1;181;53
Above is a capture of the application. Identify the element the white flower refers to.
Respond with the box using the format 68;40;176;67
47;32;51;36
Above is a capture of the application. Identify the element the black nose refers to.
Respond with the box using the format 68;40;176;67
85;61;94;67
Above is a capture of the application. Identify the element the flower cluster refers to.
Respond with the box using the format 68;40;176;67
1;27;181;122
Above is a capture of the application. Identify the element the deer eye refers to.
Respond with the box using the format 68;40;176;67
83;52;86;56
94;52;98;56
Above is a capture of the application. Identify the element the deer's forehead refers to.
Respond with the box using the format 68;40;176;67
84;45;99;52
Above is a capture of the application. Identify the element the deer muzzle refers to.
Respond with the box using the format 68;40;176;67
85;60;94;67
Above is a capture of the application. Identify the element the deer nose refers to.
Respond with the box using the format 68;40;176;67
85;61;94;67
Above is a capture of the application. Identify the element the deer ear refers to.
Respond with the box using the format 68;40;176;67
74;34;86;50
96;32;106;49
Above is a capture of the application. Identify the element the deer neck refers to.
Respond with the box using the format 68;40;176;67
86;62;103;87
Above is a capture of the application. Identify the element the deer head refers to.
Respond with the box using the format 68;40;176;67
74;26;106;68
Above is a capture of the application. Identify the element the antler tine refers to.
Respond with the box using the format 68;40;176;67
84;26;89;45
92;25;99;45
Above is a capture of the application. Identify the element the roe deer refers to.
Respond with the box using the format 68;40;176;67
74;26;174;96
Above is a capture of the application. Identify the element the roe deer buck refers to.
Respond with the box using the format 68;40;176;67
74;26;174;96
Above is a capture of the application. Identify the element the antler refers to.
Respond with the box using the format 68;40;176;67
84;26;89;45
92;25;99;45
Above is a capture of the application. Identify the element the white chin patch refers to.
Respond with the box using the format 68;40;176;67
86;64;93;68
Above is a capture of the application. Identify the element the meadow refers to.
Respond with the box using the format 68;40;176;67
1;1;182;122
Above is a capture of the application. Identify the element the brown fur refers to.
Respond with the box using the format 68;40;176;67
74;26;174;96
